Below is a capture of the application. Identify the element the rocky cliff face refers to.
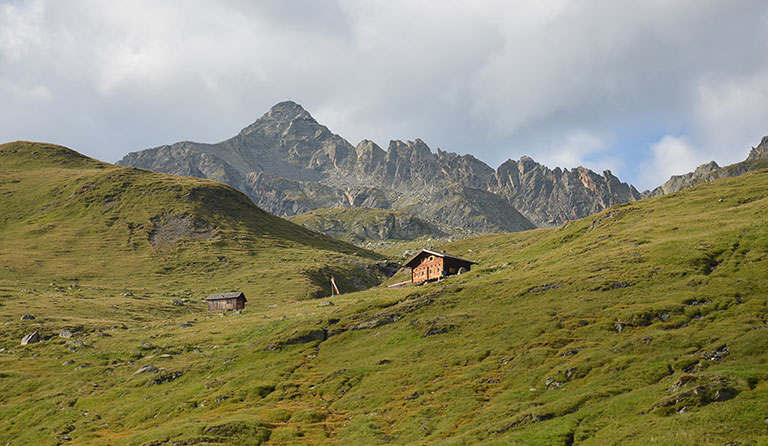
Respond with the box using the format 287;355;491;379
119;101;642;236
490;157;641;227
644;136;768;198
747;136;768;161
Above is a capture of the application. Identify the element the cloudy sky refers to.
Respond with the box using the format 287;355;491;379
2;0;767;190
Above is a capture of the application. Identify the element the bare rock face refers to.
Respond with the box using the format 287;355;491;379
747;136;768;161
645;136;768;198
491;157;641;227
645;161;722;198
118;101;644;236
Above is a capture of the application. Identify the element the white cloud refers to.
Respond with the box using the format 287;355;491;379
0;0;767;189
638;135;706;190
693;70;768;163
536;131;606;168
0;0;44;61
0;77;51;100
632;67;768;190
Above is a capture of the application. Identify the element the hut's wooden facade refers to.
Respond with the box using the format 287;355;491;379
205;292;247;311
404;249;476;283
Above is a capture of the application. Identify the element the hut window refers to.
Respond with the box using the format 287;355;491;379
429;256;434;261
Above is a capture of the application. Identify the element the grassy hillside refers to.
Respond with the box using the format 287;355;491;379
1;144;767;445
0;141;385;302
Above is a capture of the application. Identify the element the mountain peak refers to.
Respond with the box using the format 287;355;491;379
355;139;384;155
269;100;306;113
119;100;650;231
266;100;313;121
388;139;433;156
239;100;316;136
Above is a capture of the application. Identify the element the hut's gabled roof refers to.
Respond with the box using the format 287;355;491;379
205;291;246;302
403;249;477;269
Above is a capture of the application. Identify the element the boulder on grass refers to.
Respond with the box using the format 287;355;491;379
21;331;40;345
133;364;158;375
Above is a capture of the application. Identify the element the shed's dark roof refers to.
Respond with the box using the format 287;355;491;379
205;291;246;301
404;249;477;269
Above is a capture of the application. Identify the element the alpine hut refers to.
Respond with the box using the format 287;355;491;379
404;249;477;283
205;292;247;311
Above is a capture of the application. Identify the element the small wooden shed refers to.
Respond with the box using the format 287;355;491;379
205;292;247;311
404;249;476;283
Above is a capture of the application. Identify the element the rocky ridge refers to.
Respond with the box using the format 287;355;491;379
645;136;768;198
119;101;641;234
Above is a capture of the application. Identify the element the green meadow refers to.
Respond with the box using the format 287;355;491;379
1;142;767;445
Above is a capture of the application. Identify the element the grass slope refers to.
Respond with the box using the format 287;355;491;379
0;141;384;302
1;144;767;445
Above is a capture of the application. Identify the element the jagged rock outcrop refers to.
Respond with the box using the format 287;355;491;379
490;157;641;227
747;136;768;161
119;101;642;236
645;161;722;198
645;136;768;198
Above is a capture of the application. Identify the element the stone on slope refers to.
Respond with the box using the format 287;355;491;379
133;364;159;375
21;331;40;345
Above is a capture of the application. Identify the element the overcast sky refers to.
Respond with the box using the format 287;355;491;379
2;1;768;190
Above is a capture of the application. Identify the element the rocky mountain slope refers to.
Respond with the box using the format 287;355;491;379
288;207;448;244
2;162;767;445
118;101;640;233
644;136;768;197
491;156;640;226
